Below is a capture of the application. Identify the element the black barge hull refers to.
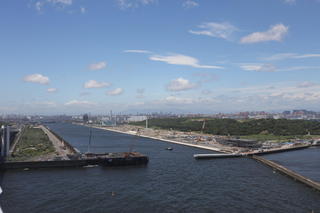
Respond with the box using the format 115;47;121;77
0;156;149;170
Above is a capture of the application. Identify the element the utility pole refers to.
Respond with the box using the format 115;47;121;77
146;116;148;129
87;126;92;153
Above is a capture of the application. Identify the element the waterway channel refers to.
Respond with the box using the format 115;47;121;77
0;123;319;213
264;146;320;182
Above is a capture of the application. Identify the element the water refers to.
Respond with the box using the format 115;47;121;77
1;123;319;213
264;146;320;182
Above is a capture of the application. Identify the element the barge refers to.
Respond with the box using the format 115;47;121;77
0;152;149;170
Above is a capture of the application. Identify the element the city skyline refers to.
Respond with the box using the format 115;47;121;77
1;0;320;114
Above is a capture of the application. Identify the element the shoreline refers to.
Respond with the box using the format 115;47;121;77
83;124;227;153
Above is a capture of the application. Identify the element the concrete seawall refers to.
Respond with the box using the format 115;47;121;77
253;144;311;155
44;125;80;154
252;155;320;192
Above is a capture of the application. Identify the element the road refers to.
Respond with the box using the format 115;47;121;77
39;125;72;160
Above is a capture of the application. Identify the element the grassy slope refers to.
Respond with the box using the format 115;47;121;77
9;127;55;161
130;118;320;141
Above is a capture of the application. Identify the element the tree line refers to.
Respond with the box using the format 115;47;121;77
130;118;320;136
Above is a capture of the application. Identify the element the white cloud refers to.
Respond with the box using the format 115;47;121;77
47;88;57;93
262;53;320;61
183;0;199;8
241;63;320;72
190;22;237;40
23;74;50;84
80;7;86;13
35;0;72;11
89;61;107;70
240;64;276;72
116;0;155;9
278;66;320;72
166;78;197;91
35;1;44;11
297;81;317;88
84;80;111;89
48;0;72;5
283;0;296;4
124;49;151;54
107;88;124;96
64;100;95;106
164;96;194;104
240;24;288;43
149;54;222;69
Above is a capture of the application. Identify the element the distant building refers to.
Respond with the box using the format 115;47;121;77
127;116;147;122
83;114;89;123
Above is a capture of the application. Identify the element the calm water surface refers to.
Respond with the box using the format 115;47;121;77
1;123;319;213
264;146;320;182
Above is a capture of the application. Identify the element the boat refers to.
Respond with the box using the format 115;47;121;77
165;147;173;151
84;125;149;167
96;152;149;166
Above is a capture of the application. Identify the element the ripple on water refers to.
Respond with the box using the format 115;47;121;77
1;123;319;213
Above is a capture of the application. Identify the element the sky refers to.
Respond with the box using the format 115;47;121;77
1;0;320;115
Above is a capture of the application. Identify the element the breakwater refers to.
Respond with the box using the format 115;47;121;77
252;155;320;191
44;125;80;154
253;144;311;155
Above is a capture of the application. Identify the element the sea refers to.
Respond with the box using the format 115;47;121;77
0;122;319;213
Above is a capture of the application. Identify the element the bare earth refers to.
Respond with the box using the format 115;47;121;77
88;124;245;154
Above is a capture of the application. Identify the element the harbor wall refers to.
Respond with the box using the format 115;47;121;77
254;144;311;155
252;155;320;192
44;125;80;154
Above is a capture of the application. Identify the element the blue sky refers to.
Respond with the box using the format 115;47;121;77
1;0;320;114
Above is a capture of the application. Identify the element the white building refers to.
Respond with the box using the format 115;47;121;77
127;116;147;122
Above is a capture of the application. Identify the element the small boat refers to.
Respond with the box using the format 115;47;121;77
165;147;173;151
